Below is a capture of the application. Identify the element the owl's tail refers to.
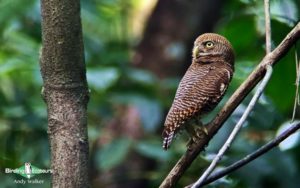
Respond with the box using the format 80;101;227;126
162;128;174;150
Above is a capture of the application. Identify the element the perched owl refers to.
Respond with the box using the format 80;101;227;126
162;33;235;150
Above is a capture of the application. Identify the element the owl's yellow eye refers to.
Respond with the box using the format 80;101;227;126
205;41;214;48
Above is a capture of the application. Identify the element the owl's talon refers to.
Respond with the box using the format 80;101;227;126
187;137;198;149
186;127;201;143
194;126;208;137
187;126;209;147
194;118;208;135
202;127;208;136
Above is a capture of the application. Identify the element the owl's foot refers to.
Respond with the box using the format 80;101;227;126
201;126;209;136
186;125;208;149
193;116;208;135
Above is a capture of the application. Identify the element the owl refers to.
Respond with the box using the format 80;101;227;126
162;33;235;150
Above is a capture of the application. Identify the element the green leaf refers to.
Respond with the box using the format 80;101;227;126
111;94;163;132
87;68;120;91
277;121;300;151
271;0;298;27
96;138;131;170
135;141;170;160
265;50;295;113
3;106;26;118
218;16;259;56
127;68;157;85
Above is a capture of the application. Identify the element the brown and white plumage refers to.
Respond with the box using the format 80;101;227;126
162;33;235;150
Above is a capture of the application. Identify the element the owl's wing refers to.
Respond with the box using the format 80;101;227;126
162;65;232;149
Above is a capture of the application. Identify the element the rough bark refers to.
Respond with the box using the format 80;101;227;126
133;0;224;78
40;0;89;187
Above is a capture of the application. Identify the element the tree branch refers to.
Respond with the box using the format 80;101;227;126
193;121;300;187
159;22;300;188
191;65;273;188
264;0;271;54
292;43;300;121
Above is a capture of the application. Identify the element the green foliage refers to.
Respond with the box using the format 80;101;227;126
1;0;300;187
135;140;170;160
96;138;132;170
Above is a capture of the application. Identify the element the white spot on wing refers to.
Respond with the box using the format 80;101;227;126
225;69;231;80
220;83;226;94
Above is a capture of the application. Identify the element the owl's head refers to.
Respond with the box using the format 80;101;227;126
192;33;235;65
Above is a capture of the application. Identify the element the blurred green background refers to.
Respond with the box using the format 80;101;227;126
0;0;300;187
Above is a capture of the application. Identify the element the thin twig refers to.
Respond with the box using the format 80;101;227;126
185;121;300;187
159;23;300;188
264;0;271;53
191;65;273;188
292;49;300;122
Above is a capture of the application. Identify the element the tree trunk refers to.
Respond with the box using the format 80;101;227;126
40;0;89;187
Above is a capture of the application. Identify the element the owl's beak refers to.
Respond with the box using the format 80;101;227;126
192;46;198;58
192;46;202;58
